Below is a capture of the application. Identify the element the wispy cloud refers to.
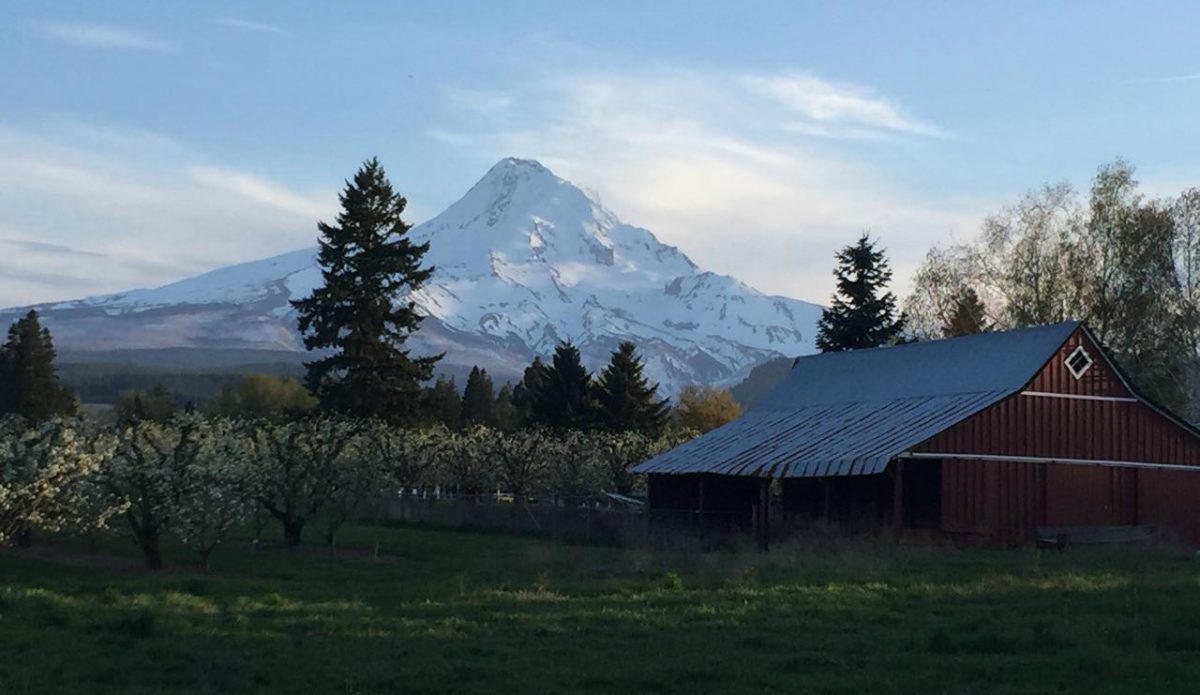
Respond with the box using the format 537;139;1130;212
33;21;169;51
188;166;331;220
433;68;974;302
0;122;335;307
1140;73;1200;84
0;238;104;258
743;73;947;139
214;18;287;36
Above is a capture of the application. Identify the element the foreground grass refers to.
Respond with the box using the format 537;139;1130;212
2;526;1200;694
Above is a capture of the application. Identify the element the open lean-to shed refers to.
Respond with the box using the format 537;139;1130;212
634;322;1200;548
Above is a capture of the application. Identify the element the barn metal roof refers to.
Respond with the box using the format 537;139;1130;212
636;321;1081;478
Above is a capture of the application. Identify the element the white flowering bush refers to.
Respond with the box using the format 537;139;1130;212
0;416;120;545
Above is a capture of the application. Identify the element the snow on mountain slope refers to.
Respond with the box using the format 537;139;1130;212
4;158;823;395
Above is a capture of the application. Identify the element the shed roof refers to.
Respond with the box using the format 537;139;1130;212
635;321;1081;478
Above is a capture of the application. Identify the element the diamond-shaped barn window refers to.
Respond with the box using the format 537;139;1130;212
1065;345;1093;380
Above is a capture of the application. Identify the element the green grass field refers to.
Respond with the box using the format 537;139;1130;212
3;525;1200;694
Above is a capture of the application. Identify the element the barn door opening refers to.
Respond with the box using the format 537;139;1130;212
902;459;942;528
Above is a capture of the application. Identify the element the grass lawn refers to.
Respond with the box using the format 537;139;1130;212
3;525;1200;694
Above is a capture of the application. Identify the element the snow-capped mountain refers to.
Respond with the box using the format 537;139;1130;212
2;158;823;395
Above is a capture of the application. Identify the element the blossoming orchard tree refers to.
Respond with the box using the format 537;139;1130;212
492;427;552;515
0;417;119;546
170;419;260;569
372;422;441;521
99;414;255;569
2;410;697;561
314;425;380;550
254;417;365;547
436;424;496;503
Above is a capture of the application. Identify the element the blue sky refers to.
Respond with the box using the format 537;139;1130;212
2;1;1198;307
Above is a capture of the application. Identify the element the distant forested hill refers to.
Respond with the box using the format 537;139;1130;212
730;356;794;409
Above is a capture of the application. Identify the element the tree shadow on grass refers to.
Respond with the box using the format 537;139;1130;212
4;537;1200;694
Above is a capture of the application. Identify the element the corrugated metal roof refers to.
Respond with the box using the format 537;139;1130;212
636;321;1081;478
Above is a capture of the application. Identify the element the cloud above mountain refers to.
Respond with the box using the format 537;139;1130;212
0;67;983;309
433;68;981;302
0;122;335;307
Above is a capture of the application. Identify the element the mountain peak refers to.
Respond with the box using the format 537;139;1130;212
490;157;550;174
4;158;824;396
477;157;559;190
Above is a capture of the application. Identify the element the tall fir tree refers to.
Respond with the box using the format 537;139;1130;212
511;358;549;427
291;158;440;422
815;233;907;352
493;383;519;431
531;341;596;429
419;377;461;429
942;287;991;337
594;341;669;434
0;310;76;422
460;366;496;427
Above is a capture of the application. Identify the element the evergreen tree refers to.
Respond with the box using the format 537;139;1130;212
291;158;440;422
816;233;907;352
0;310;76;422
511;357;549;427
115;383;177;425
941;287;991;337
531;341;596;429
493;383;519;431
419;377;461;429
460;366;496;427
594;341;669;434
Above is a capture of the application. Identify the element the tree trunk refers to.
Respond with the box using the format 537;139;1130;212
510;490;528;528
282;518;304;547
15;526;32;548
140;531;164;570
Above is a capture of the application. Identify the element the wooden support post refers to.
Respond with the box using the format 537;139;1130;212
644;475;654;545
822;478;833;523
697;475;706;538
893;460;904;544
758;478;770;552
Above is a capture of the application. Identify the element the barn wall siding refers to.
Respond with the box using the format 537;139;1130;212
940;458;1200;546
1025;329;1131;397
1138;470;1200;544
940;458;1045;547
919;327;1200;546
914;395;1200;466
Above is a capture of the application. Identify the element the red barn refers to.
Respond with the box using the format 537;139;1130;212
635;322;1200;547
